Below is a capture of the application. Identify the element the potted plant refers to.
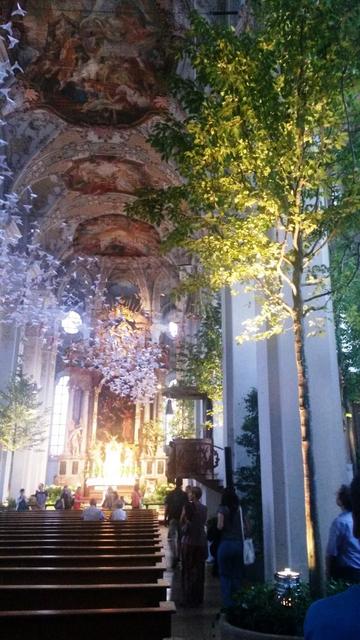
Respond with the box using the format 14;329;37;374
219;581;351;639
219;583;310;639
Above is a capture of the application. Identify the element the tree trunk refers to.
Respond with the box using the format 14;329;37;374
7;449;15;500
292;247;324;597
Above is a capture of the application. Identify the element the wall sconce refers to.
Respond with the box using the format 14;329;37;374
165;399;174;415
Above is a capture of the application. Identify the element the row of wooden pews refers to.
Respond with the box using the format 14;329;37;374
0;508;175;640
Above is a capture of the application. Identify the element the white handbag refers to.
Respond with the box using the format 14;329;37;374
240;507;255;565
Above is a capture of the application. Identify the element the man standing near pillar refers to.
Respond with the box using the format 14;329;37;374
304;476;360;639
164;477;188;569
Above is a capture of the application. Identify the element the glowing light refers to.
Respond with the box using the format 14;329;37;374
168;321;178;338
61;310;82;334
96;438;137;485
50;376;70;455
103;439;121;480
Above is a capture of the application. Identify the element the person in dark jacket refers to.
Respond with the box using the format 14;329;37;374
164;477;188;569
60;485;73;510
180;485;208;606
16;488;29;512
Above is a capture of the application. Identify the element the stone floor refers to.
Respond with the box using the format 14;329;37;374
161;526;222;640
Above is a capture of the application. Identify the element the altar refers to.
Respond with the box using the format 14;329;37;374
86;437;137;502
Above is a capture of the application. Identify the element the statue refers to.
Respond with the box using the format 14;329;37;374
69;423;83;457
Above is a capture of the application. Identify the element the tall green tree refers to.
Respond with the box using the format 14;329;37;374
129;1;360;592
0;370;45;497
177;298;222;402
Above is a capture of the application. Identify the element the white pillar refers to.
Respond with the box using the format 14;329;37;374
222;259;349;580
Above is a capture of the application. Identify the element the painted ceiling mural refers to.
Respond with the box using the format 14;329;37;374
73;214;160;257
14;0;177;127
1;0;189;329
63;156;156;195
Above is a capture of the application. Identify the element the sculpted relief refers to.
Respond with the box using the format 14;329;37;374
17;0;176;126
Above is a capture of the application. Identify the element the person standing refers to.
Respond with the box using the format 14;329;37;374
82;498;105;521
326;484;360;582
180;485;208;606
217;488;249;609
131;482;142;509
164;477;188;569
60;485;73;510
16;488;29;512
35;483;48;510
304;476;360;639
73;486;83;510
102;486;114;509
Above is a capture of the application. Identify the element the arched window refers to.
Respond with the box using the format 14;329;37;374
50;376;70;456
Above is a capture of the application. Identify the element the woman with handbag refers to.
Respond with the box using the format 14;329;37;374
217;488;253;608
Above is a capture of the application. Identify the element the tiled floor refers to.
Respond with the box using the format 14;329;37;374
162;526;222;640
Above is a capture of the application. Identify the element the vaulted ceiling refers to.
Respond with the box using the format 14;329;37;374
3;0;188;279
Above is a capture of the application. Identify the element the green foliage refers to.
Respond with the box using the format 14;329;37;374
128;1;360;591
330;233;360;403
168;399;196;439
128;3;360;341
0;370;45;452
235;389;263;555
228;580;351;635
177;298;222;402
45;485;62;504
229;582;311;636
144;481;173;504
138;420;164;457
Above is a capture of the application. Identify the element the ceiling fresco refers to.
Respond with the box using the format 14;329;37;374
63;155;155;195
1;0;189;296
73;214;160;257
13;0;176;127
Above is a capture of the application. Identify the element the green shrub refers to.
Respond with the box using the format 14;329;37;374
6;497;16;510
45;485;62;504
228;581;350;637
143;482;174;504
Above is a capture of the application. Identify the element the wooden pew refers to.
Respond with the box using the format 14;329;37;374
0;543;162;555
0;564;167;584
0;581;168;609
0;511;158;522
0;509;174;640
0;534;161;547
0;601;176;640
0;523;159;532
0;553;164;567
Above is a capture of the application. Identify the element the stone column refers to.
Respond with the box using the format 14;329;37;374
222;251;349;580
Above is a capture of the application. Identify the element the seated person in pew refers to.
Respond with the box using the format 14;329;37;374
82;498;105;521
110;500;127;521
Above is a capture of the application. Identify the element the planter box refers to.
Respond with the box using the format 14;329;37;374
219;615;303;640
